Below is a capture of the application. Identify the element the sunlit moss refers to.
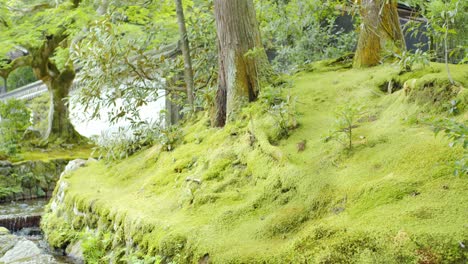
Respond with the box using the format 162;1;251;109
42;62;468;263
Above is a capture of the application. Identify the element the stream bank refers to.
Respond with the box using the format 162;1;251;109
0;199;76;264
0;159;69;202
0;159;90;264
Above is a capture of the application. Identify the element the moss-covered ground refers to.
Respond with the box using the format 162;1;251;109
16;146;93;163
43;62;468;263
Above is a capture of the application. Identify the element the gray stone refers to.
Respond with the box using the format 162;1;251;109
0;167;11;176
0;240;41;263
66;240;85;264
61;159;87;176
12;254;59;264
0;235;18;256
87;157;98;164
0;160;12;167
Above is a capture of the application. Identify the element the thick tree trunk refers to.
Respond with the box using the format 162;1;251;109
44;70;81;143
29;29;83;143
213;0;269;127
175;0;195;109
354;0;405;68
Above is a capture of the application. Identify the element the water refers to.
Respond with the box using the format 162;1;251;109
0;199;77;264
0;199;47;216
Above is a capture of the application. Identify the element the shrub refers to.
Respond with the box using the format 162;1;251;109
434;119;468;175
0;99;31;156
92;119;181;162
326;104;365;150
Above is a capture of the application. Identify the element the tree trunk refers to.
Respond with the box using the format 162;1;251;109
165;90;183;126
30;29;83;143
174;0;195;109
213;0;269;127
354;0;405;68
0;77;6;94
44;69;81;143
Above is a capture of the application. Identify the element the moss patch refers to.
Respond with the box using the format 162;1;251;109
42;62;468;263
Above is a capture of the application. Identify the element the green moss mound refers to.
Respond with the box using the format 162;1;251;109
42;62;468;263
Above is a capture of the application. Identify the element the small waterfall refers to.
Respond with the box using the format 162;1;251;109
0;214;42;232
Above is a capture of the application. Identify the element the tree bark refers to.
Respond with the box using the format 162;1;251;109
174;0;195;109
31;32;82;143
354;0;405;68
213;0;269;127
45;68;81;142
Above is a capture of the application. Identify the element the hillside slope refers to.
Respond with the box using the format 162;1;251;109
42;63;468;263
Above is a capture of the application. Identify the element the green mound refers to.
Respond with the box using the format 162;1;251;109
42;63;468;263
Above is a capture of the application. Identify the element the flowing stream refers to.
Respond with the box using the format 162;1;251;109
0;199;77;264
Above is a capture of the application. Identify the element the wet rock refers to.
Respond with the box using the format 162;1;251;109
19;254;60;264
66;240;85;264
0;160;12;167
0;160;12;176
62;159;87;176
0;235;18;256
0;226;9;235
0;240;41;263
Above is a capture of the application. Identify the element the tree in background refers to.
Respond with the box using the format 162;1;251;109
0;0;94;143
175;0;195;109
213;0;270;127
354;0;405;67
30;28;82;143
6;67;37;92
256;0;357;73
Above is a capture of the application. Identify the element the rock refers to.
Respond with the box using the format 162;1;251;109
50;181;68;213
0;160;12;167
20;254;60;264
61;159;87;177
0;167;11;176
87;157;98;163
0;227;9;235
0;240;41;263
0;235;18;256
66;240;85;264
22;128;42;141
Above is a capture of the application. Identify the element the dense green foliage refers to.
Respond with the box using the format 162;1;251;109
0;99;30;156
6;66;37;91
403;0;467;63
257;0;357;72
435;119;468;175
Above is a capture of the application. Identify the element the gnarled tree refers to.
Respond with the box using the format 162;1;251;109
213;0;270;127
30;30;82;142
354;0;406;68
0;1;92;143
